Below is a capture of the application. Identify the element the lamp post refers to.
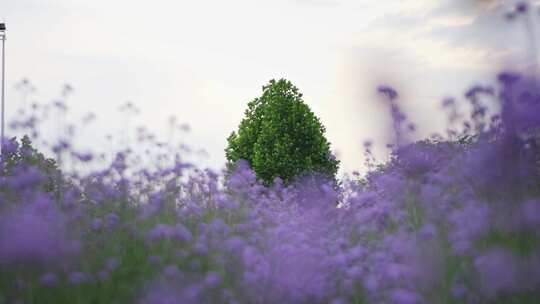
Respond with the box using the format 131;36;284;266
0;23;5;154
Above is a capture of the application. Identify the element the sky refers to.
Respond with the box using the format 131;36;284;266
1;0;535;174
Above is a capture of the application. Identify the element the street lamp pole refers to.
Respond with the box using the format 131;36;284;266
0;23;6;154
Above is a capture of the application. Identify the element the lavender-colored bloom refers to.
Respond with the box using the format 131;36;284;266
9;166;46;190
105;212;120;228
224;236;244;253
516;2;529;13
348;244;367;261
226;160;257;190
330;298;349;304
378;85;399;101
451;282;467;299
388;289;423;304
346;265;363;281
163;264;182;279
242;246;260;267
448;202;490;255
363;274;381;293
381;262;415;283
329;253;348;270
90;217;103;231
194;242;209;255
39;273;59;287
210;218;230;236
474;248;520;297
520;200;540;227
498;72;520;85
0;207;74;267
74;152;94;162
418;223;437;239
204;271;221;287
173;223;193;243
147;224;174;242
181;284;203;303
68;272;88;285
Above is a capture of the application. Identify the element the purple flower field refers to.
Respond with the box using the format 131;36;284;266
2;2;540;303
0;69;539;304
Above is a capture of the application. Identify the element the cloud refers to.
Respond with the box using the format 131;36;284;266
359;0;525;72
429;0;503;16
426;2;519;49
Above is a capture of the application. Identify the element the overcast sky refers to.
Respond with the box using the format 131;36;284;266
2;0;535;174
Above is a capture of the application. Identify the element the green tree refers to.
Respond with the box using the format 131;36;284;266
1;135;62;194
226;79;339;185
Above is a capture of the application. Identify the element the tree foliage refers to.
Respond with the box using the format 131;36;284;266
226;79;339;185
0;135;62;194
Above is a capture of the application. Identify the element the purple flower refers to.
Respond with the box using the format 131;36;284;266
194;242;209;255
0;207;74;267
474;248;520;297
39;273;59;287
451;282;467;299
516;2;529;13
163;264;182;278
330;298;349;304
210;218;230;236
388;289;423;304
105;212;119;228
90;218;103;231
448;202;490;255
225;236;244;252
418;223;437;239
346;265;363;281
9;166;46;190
204;271;221;287
382;262;413;283
521;200;540;227
498;72;520;85
348;244;367;261
147;224;174;242
68;272;88;285
363;274;381;293
378;85;399;101
173;223;193;243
